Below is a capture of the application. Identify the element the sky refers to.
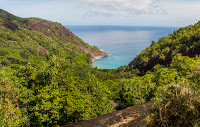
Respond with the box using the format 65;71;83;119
1;0;200;27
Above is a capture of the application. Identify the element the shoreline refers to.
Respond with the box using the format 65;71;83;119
90;48;111;65
91;54;111;65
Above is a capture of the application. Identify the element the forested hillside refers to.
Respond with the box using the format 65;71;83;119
0;9;135;126
129;22;200;75
1;9;200;127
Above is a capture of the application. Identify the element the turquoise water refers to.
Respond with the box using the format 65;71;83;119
67;26;178;69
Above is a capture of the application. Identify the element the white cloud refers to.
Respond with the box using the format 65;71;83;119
161;1;200;27
84;10;115;17
83;0;166;16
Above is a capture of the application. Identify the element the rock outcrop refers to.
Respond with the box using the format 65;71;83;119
63;101;154;127
26;19;110;59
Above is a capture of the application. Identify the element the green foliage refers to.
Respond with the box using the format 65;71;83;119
130;21;200;74
1;59;11;66
1;9;200;127
148;85;200;127
0;10;121;126
0;9;26;23
0;50;8;56
0;68;32;126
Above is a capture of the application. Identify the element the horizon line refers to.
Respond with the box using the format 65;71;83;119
65;24;181;28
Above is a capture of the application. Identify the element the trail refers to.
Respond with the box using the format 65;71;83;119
62;101;154;127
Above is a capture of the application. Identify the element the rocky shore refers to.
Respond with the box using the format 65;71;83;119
90;50;111;64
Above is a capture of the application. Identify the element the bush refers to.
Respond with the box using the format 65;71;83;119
19;52;29;59
148;85;200;127
0;50;8;56
1;59;11;66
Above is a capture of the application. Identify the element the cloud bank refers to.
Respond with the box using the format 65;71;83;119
83;0;166;17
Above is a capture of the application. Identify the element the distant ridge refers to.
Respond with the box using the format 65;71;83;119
0;9;109;60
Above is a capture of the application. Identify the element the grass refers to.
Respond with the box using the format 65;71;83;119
147;84;200;127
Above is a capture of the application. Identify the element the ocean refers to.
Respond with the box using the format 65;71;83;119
67;25;178;69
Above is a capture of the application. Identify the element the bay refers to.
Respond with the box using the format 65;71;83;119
67;25;178;69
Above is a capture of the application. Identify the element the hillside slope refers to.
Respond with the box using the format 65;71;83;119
2;9;200;127
128;22;200;75
0;9;109;68
0;9;119;126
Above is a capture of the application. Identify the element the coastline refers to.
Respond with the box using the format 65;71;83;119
91;53;111;65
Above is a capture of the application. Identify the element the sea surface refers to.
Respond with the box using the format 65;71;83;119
67;25;178;69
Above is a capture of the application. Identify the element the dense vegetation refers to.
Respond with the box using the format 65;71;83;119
129;22;200;75
1;9;200;126
0;9;135;126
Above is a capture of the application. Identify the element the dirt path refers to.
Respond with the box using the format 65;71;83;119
62;101;154;127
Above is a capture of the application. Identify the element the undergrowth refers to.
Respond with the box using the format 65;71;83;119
147;84;200;127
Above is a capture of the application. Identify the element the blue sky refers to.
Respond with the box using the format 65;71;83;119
1;0;200;27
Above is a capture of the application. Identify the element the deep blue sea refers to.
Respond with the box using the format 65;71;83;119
67;25;178;69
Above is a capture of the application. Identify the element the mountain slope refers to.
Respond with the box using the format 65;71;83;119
2;9;200;127
0;9;109;68
0;9;118;126
128;22;200;75
26;18;110;59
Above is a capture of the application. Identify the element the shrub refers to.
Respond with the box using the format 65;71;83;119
0;50;8;56
1;59;11;66
147;85;200;127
